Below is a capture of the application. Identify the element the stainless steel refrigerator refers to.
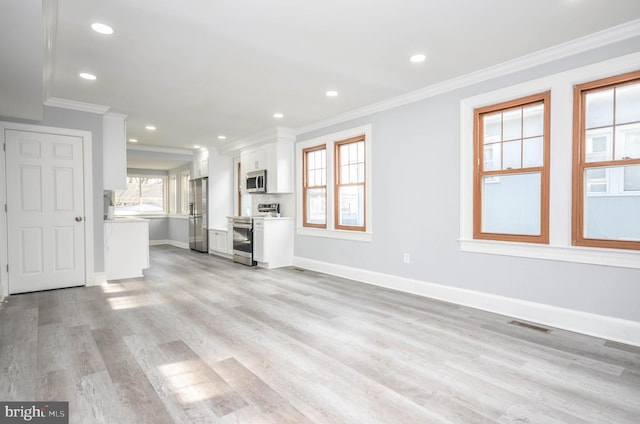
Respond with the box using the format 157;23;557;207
188;177;208;252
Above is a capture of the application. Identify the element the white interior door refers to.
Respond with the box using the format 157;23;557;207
5;129;86;294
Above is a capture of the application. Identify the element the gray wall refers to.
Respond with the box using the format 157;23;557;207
146;216;189;247
294;36;640;322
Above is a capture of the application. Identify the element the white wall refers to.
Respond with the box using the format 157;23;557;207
293;34;640;344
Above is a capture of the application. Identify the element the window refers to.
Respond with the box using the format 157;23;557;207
335;136;366;231
181;170;190;215
114;175;166;214
296;125;372;241
303;145;327;228
169;174;178;214
474;92;550;243
573;70;640;250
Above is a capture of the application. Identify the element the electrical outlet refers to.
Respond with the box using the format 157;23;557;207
403;253;410;264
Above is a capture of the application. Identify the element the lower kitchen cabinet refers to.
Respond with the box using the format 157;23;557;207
104;218;149;280
208;228;229;255
252;218;294;268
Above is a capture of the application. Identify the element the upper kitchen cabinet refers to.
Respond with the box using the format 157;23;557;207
240;128;295;194
103;112;127;190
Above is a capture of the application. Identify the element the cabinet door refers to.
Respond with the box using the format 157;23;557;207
253;220;265;262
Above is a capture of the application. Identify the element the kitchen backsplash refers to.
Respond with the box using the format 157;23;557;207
244;193;294;217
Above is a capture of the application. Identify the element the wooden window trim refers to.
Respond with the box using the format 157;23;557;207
572;69;640;250
303;144;327;229
473;91;550;243
334;135;366;232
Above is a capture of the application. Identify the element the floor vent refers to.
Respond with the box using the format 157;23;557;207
508;320;551;334
293;267;306;272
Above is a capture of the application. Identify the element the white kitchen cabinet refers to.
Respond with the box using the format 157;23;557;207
103;112;127;190
252;217;294;268
240;140;293;193
240;146;268;173
208;228;229;255
104;218;149;280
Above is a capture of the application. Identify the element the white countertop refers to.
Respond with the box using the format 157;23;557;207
105;216;150;223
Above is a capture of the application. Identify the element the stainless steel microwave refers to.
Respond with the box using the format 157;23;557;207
246;169;267;193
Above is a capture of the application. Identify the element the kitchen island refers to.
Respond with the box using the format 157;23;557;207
104;217;150;280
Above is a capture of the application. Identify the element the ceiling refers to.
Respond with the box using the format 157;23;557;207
2;0;640;153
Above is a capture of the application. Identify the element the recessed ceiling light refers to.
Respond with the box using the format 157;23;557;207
128;138;138;143
79;72;96;80
326;90;339;97
145;125;156;131
91;23;114;35
218;135;226;140
273;113;284;119
193;145;200;149
409;54;426;63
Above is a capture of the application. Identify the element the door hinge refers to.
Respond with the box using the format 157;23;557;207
6;264;8;273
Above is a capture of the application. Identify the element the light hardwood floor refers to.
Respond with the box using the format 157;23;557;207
1;245;639;423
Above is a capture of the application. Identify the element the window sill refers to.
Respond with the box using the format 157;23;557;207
297;226;372;242
458;238;640;269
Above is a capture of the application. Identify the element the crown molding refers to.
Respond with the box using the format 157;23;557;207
127;144;193;156
295;19;640;136
218;126;296;154
44;97;109;114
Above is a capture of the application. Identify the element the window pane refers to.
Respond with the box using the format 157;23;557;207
482;172;541;235
614;124;640;160
586;168;607;194
503;109;522;140
523;137;543;168
349;164;358;183
523;104;544;138
338;185;364;227
624;164;640;192
584;167;640;241
483;144;501;171
340;165;349;184
483;113;501;143
115;177;165;213
306;188;326;225
585;129;612;162
615;82;640;125
503;140;521;169
586;89;614;128
349;142;358;162
340;144;349;165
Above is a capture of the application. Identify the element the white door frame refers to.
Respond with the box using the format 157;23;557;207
0;121;94;299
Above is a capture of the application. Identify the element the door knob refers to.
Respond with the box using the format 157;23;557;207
75;216;83;222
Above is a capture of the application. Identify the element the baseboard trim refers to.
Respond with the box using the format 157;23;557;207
292;256;640;347
149;240;190;249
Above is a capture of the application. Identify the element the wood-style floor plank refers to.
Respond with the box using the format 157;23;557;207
0;245;639;423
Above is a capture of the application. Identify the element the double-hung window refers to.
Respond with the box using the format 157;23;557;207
297;125;372;240
303;145;327;228
573;70;640;250
473;92;550;243
180;170;190;215
335;135;366;231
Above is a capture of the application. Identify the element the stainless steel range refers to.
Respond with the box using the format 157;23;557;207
232;203;281;266
232;216;255;266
